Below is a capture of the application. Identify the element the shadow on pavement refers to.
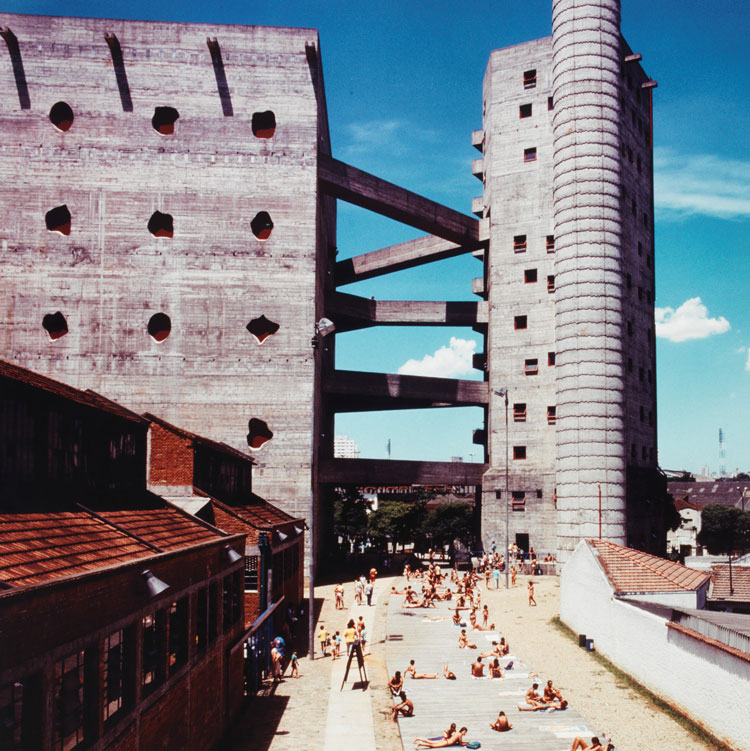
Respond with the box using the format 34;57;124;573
221;692;291;751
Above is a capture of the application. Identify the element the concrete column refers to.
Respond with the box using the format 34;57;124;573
552;0;627;558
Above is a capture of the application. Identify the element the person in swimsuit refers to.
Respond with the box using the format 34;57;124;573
443;664;457;680
489;710;512;731
413;727;468;748
405;659;437;679
391;691;414;721
389;671;403;695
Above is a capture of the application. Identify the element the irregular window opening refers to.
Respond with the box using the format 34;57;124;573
524;269;537;283
547;275;555;293
251;211;274;240
513;403;526;422
523;69;536;89
514;315;527;330
519;103;532;119
246;315;280;344
148;211;174;238
523;147;537;162
43;311;68;340
547;352;555;366
547;96;554;111
45;205;71;235
546;235;555;253
513;445;527;460
247;418;273;450
49;101;74;131
511;491;526;509
252;110;276;138
547;406;556;425
513;235;527;253
147;313;171;342
152;107;179;135
524;358;538;375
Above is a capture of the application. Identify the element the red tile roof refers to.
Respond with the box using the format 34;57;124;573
209;496;298;533
710;565;750;603
0;359;145;425
587;539;710;594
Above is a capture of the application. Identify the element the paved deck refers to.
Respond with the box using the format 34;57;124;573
386;592;593;750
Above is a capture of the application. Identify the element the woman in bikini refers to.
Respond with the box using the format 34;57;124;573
413;726;468;748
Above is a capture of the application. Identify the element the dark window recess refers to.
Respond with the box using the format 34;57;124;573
45;205;71;235
147;313;171;342
246;315;280;344
148;211;174;238
523;69;536;89
514;315;528;330
43;311;68;340
524;268;537;283
547;406;556;425
49;101;74;131
547;275;555;293
511;491;526;509
244;556;259;592
196;588;208;651
513;445;527;460
152;106;179;135
639;406;645;422
519;103;532;118
536;489;543;499
524;358;538;375
631;443;637;459
547;96;554;111
251;110;276;138
547;352;555;366
513;235;527;253
523;147;537;162
627;320;633;336
638;241;643;256
247;418;273;449
627;357;633;372
168;599;188;675
251;211;274;240
546;235;555;252
141;614;161;693
513;403;526;422
626;273;632;289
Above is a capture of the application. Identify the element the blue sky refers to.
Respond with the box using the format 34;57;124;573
7;0;748;474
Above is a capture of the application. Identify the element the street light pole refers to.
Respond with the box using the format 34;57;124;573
493;387;510;589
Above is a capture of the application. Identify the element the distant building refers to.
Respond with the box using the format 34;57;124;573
334;435;360;460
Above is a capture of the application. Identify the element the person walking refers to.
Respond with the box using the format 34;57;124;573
365;579;374;606
528;580;537;606
492;566;500;589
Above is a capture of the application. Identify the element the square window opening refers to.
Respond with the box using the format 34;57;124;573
514;315;528;330
523;147;537;162
523;69;537;89
524;268;537;283
513;446;527;460
519;103;532;118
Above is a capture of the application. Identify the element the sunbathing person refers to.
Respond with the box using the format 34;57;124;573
443;664;457;680
488;657;503;679
523;682;547;708
388;671;403;695
392;691;414;721
544;679;563;704
413;726;468;748
405;659;437;679
570;737;604;751
470;657;484;678
489;710;512;732
458;629;477;649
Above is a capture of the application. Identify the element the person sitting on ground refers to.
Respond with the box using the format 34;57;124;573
391;690;414;721
441;723;457;741
523;682;547;709
389;671;404;695
391;585;407;595
458;629;477;649
413;727;468;748
498;636;509;656
488;657;503;679
470;656;484;678
405;659;438;679
544;679;563;704
489;710;512;732
443;663;457;680
570;737;604;751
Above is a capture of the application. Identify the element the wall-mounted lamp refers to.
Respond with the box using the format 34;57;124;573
142;569;170;598
293;525;303;536
224;545;242;564
311;317;336;349
276;530;288;543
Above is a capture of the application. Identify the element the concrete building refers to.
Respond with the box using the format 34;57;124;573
333;434;360;460
0;0;671;569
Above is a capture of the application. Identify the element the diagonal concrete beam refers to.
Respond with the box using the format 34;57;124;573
327;292;488;331
324;369;488;413
319;155;481;247
335;234;485;285
319;457;487;485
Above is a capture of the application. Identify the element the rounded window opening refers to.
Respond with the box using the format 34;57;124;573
42;311;68;340
250;212;273;240
152;106;180;135
49;101;74;132
247;418;273;450
251;110;276;139
148;211;174;238
246;315;280;344
45;205;72;236
147;313;171;342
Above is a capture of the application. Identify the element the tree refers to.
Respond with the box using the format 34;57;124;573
421;501;474;549
367;498;426;551
332;486;369;544
697;504;750;555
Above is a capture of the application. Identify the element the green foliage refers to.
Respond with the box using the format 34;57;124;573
421;501;474;548
367;498;426;548
332;486;370;541
697;504;750;554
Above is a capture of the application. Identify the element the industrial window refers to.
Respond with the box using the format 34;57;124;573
247;418;273;450
222;572;242;633
103;629;126;724
246;315;280;344
147;211;174;238
168;598;189;675
151;106;179;135
251;110;276;138
251;211;274;240
43;312;68;340
524;358;538;375
147;313;171;342
513;235;527;253
547;406;556;425
0;680;24;749
244;555;259;592
511;491;526;509
546;235;555;253
524;268;537;283
45;205;72;235
547;96;554;111
519;103;532;118
523;147;537;162
513;403;526;422
54;650;88;751
514;315;527;330
626;274;632;289
49;101;74;131
523;69;536;89
142;612;164;694
513;446;526;460
547;352;555;366
547;275;555;293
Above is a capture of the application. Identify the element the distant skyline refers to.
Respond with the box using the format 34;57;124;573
4;0;748;473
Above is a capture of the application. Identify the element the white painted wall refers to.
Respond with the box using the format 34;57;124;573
561;541;750;751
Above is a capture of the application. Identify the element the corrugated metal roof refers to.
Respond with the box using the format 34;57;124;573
588;539;710;594
0;359;145;425
710;565;750;603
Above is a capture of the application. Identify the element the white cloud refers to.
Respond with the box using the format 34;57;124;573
654;148;750;220
398;337;476;378
655;297;730;342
